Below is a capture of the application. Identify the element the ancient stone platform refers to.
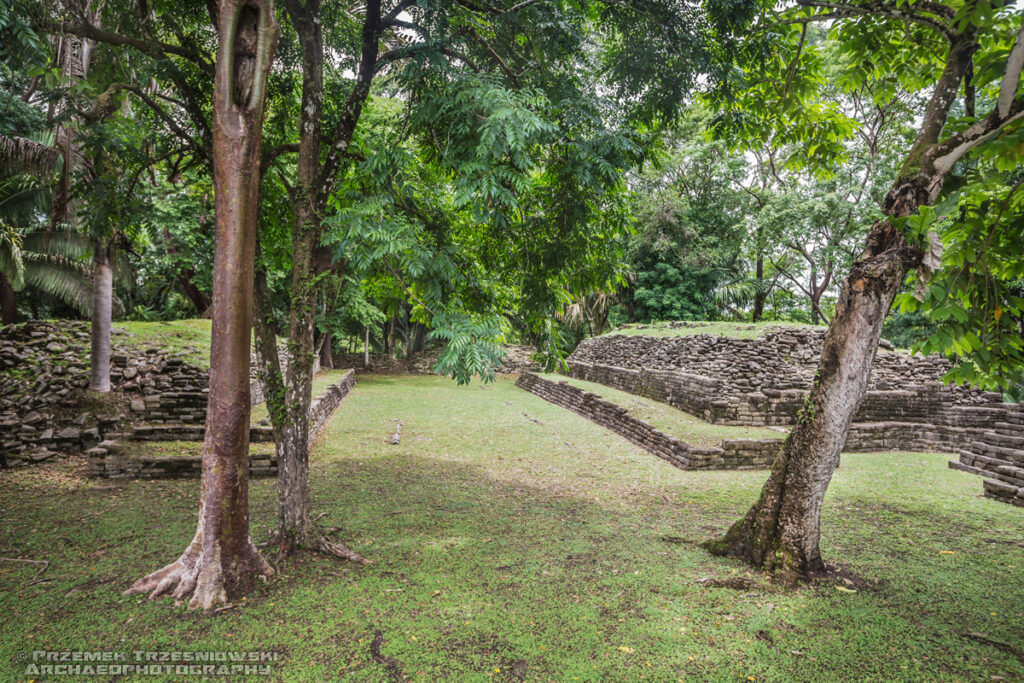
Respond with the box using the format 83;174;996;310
518;327;1023;502
516;372;781;470
0;320;269;465
951;403;1024;507
88;369;357;479
566;328;1016;453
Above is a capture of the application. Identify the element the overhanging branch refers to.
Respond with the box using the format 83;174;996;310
794;0;955;41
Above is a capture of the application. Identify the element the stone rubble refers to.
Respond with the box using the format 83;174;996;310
0;319;267;468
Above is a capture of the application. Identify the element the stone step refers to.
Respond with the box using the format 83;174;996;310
994;464;1024;487
998;414;1024;427
958;449;1015;471
981;431;1024;449
983;478;1024;507
948;459;984;476
126;423;274;443
968;441;1024;463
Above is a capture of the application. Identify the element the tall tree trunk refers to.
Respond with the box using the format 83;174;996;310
706;31;983;584
319;329;334;369
162;226;210;314
274;0;324;555
265;0;370;563
807;263;818;323
704;217;912;582
809;290;825;326
752;255;765;322
364;326;370;368
0;273;16;325
88;241;113;392
125;0;278;609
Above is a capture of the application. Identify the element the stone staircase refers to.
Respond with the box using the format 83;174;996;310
951;406;1024;507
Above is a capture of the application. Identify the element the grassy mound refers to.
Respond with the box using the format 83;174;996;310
114;319;213;368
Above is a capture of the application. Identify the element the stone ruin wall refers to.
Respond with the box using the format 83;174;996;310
516;372;780;471
0;321;231;462
89;370;357;479
566;327;1016;453
951;403;1024;507
1;320;304;466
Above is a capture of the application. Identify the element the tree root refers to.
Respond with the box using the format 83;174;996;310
370;628;406;682
270;525;371;566
0;557;49;584
317;534;371;565
125;535;272;611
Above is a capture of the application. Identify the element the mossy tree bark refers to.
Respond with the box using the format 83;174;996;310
125;0;279;609
252;0;378;563
706;24;1024;582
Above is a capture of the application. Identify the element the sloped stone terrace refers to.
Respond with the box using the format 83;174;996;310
517;372;786;470
565;326;1015;453
951;403;1024;507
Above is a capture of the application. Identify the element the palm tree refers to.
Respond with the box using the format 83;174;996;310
0;227;101;324
563;290;617;338
0;133;88;324
0;134;124;330
711;253;787;321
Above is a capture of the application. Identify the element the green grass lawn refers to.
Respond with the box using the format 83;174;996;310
537;373;784;447
1;375;1022;682
114;319;213;368
601;320;818;339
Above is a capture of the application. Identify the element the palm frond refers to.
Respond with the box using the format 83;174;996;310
713;278;766;307
0;134;62;178
0;175;52;226
22;254;94;316
0;235;26;291
21;230;91;260
20;253;126;318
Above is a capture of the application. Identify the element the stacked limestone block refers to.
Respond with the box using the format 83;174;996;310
952;404;1024;507
571;327;974;395
87;440;279;480
0;321;210;464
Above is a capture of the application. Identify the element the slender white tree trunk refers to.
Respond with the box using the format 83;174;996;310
88;243;112;393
